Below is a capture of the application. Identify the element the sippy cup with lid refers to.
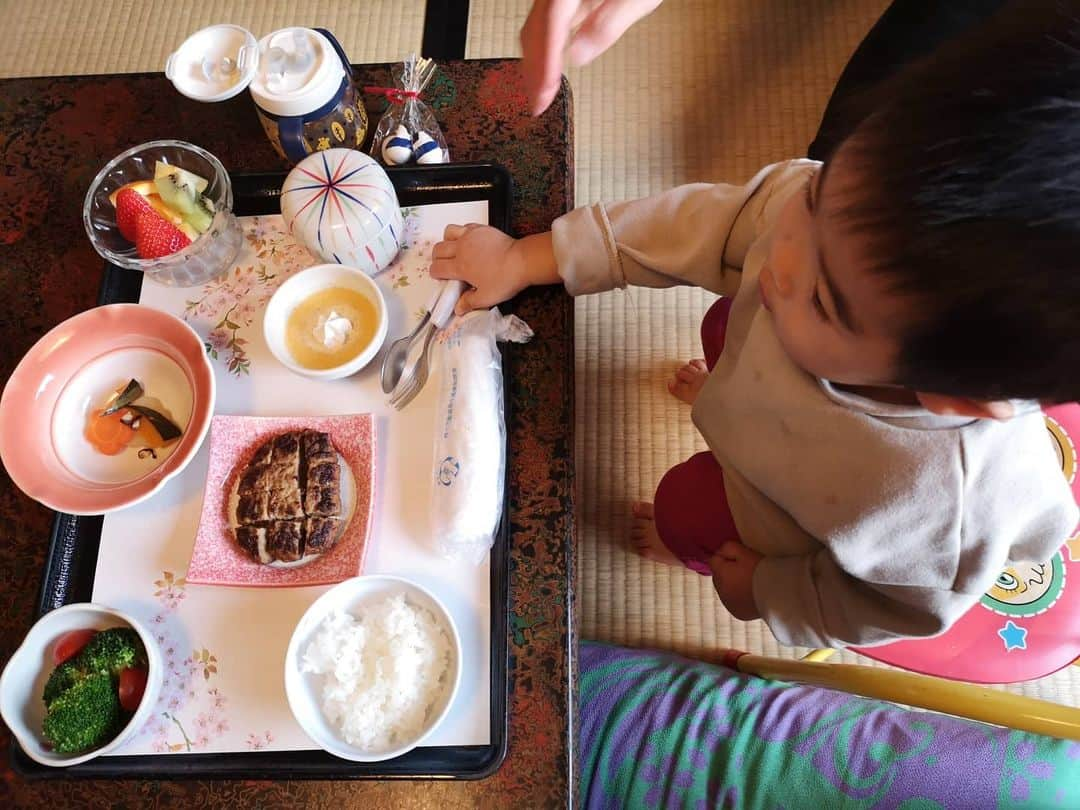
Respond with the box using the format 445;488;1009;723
166;24;369;164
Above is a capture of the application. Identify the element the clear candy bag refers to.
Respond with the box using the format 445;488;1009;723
367;54;449;166
430;309;533;564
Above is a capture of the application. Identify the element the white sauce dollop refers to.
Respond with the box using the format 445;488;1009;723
313;310;353;351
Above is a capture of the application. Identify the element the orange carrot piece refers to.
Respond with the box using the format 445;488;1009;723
85;409;136;455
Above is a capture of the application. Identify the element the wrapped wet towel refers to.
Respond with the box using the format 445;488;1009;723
431;308;532;563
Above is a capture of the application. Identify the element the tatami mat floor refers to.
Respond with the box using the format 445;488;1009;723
0;0;425;78
6;0;1080;704
467;0;1080;705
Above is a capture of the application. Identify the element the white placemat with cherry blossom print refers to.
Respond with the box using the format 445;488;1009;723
91;200;494;755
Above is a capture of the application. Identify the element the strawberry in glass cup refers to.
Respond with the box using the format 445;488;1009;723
134;211;191;259
108;162;214;260
113;188;153;242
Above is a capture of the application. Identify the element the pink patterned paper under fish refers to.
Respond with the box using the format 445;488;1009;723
187;413;375;587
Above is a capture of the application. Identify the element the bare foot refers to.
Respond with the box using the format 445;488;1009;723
667;359;709;404
630;501;681;567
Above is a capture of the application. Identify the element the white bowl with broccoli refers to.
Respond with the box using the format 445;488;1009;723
0;603;162;767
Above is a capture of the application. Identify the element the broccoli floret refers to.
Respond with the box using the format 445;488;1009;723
38;628;147;752
42;659;84;705
74;627;144;676
41;672;122;754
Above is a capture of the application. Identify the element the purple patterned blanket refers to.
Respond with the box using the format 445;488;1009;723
579;641;1080;808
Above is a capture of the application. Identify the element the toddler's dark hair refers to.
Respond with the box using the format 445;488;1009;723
837;1;1080;403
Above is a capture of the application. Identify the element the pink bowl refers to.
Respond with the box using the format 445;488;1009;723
0;304;215;515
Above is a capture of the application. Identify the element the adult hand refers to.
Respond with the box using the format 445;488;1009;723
708;541;763;622
520;0;664;115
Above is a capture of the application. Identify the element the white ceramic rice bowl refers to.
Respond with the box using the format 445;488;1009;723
284;575;462;762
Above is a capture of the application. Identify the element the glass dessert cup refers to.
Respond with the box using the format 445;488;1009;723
83;140;243;287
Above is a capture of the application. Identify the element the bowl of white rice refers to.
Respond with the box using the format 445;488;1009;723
284;575;461;762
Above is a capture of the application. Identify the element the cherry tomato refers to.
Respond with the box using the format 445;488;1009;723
53;629;97;665
118;667;148;712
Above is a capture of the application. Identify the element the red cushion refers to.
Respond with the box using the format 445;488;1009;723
854;403;1080;683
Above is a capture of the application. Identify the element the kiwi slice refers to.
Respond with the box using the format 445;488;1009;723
152;162;215;233
188;195;215;234
154;171;200;217
154;160;208;193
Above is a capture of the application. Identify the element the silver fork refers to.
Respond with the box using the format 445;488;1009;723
386;280;465;410
389;321;437;409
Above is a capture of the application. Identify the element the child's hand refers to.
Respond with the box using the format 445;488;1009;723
707;541;762;621
430;225;559;315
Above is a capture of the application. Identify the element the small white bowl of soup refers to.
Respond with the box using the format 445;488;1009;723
264;264;389;380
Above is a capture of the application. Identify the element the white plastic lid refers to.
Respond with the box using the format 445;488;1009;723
165;24;260;103
248;27;346;117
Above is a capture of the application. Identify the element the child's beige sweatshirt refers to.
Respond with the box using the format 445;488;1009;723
552;159;1078;647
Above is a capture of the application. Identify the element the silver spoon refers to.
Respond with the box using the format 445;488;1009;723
380;309;431;393
380;285;442;393
389;320;437;409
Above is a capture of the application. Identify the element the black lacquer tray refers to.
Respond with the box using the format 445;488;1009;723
15;163;512;781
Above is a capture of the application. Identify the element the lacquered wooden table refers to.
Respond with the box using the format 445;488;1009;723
0;59;576;807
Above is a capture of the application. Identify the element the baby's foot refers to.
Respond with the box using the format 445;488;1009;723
667;359;709;404
630;501;681;567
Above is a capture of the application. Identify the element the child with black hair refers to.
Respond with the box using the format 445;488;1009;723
430;4;1080;647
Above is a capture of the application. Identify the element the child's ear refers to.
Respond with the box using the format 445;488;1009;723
916;392;1015;420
